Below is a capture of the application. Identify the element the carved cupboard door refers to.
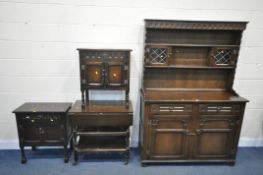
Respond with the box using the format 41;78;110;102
148;115;190;159
84;62;105;87
106;62;126;86
17;114;42;144
193;115;240;159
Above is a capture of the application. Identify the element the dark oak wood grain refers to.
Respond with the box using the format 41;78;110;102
72;49;133;165
78;49;131;105
69;100;133;165
13;102;72;164
140;19;248;166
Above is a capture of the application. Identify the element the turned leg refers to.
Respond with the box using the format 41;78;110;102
20;145;27;164
81;89;85;106
229;162;236;166
125;92;129;108
70;139;73;150
64;145;69;163
124;129;130;165
31;146;36;151
141;163;147;167
73;150;78;166
124;150;129;165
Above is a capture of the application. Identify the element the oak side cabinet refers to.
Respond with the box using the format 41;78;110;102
139;20;249;166
13;102;72;163
69;49;133;165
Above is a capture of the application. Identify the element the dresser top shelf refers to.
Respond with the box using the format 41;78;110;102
142;89;248;103
77;48;132;51
145;19;247;30
13;102;72;113
69;100;133;113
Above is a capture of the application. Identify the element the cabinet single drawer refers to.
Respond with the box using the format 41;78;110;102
42;114;63;126
150;104;192;113
199;104;241;114
18;114;42;125
70;113;133;126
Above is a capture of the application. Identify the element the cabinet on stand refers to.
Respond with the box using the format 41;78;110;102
69;49;133;165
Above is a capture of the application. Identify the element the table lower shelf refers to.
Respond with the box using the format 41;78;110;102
74;136;128;153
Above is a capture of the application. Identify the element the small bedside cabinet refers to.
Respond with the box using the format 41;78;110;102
13;102;72;163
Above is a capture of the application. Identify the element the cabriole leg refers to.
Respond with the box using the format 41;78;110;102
20;145;27;164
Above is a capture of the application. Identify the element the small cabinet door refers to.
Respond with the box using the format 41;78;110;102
106;62;126;86
148;115;190;159
193;115;239;159
85;62;105;86
17;114;42;143
41;114;65;143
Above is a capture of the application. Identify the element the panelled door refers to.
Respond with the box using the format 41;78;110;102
17;114;42;144
148;115;191;159
106;62;126;86
85;62;105;87
41;114;65;143
193;115;239;159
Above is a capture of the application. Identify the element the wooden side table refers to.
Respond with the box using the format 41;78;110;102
13;102;72;163
68;100;133;165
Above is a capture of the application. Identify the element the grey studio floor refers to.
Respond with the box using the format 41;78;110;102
0;148;263;175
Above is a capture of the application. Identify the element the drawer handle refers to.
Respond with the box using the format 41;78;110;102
159;107;170;109
160;106;184;109
159;109;184;112
207;106;218;109
221;106;232;109
207;109;217;112
220;109;231;112
171;109;184;112
173;106;184;109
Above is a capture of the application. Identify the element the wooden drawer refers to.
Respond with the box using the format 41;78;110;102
70;113;133;126
199;104;241;114
41;114;63;126
150;104;192;114
18;114;42;125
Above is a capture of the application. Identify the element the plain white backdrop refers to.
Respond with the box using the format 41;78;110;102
0;0;263;148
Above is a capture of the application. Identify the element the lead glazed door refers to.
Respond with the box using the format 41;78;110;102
148;115;191;159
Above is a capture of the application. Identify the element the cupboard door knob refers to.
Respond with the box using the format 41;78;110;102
39;128;44;135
